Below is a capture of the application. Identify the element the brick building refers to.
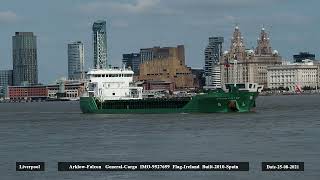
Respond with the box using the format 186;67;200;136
7;82;85;100
139;45;194;89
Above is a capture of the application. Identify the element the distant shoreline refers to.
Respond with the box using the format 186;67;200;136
0;99;79;103
1;92;320;103
260;91;320;96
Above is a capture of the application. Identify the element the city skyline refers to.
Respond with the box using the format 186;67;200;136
0;0;319;83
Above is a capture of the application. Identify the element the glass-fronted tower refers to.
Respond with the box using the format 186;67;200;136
204;36;224;88
122;53;141;75
68;41;85;80
12;32;38;86
92;20;107;69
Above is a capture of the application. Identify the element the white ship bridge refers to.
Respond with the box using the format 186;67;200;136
85;67;143;101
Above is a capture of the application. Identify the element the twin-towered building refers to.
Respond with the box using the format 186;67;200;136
218;26;320;90
220;26;282;88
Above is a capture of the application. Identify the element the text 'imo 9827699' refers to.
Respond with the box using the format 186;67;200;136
80;67;263;114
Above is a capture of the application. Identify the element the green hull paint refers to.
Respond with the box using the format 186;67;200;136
80;90;259;114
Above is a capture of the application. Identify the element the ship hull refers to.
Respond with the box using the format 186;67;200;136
80;91;258;114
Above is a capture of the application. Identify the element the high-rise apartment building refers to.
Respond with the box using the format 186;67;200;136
12;32;38;86
122;53;141;75
68;41;85;80
93;20;107;69
204;37;224;88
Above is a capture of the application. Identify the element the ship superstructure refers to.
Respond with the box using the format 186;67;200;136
85;67;142;101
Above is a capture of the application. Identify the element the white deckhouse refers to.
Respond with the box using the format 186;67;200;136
85;67;143;101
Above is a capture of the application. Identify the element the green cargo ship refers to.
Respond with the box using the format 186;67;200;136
80;88;258;114
80;68;262;114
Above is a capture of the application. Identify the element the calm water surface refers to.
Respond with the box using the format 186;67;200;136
0;95;319;180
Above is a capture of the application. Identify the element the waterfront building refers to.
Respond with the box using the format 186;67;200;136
122;53;141;75
8;85;47;100
220;26;282;88
46;82;85;99
68;41;85;80
7;82;85;100
293;52;315;63
139;45;194;89
12;32;38;86
267;60;318;90
93;20;107;69
204;37;224;88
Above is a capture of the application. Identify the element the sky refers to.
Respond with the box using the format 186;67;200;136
0;0;319;84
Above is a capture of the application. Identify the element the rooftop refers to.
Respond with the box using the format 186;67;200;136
88;67;134;74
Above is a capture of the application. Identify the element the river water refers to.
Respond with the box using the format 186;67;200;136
0;95;319;179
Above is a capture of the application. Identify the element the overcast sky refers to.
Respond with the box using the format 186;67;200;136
0;0;319;83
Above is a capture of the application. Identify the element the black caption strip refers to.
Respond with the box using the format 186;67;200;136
58;162;249;171
16;162;45;171
262;162;304;171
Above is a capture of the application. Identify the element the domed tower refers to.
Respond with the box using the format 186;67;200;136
229;26;246;61
255;27;272;55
